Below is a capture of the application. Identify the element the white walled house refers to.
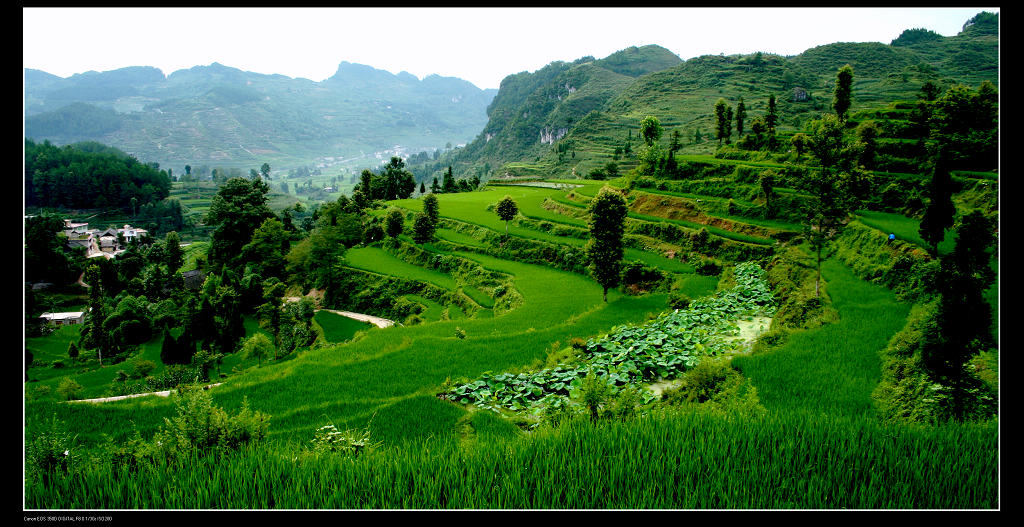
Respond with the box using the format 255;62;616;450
61;221;148;259
39;311;86;326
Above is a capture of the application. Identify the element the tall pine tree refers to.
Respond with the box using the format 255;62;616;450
919;145;957;256
833;64;855;121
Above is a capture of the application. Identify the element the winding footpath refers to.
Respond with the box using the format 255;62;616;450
283;296;397;328
66;383;223;404
318;309;396;328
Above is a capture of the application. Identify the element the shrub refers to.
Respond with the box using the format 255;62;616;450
25;415;79;484
621;261;665;289
308;422;375;457
668;291;692;310
663;359;765;418
150;386;270;458
56;378;83;401
695;258;723;276
131;360;157;379
578;370;613;421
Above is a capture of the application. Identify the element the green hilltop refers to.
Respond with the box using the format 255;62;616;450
444;12;997;181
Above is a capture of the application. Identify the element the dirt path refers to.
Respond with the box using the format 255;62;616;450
319;309;397;328
66;383;222;404
283;295;398;328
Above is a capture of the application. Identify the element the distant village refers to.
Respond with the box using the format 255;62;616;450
33;219;204;327
61;219;149;259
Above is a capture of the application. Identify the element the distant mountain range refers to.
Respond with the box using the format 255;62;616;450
24;61;498;174
23;11;998;183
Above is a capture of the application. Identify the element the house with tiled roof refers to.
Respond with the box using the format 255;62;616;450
61;220;148;258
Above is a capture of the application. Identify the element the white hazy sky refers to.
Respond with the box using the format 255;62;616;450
24;7;998;90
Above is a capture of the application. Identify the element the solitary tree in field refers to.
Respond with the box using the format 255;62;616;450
495;195;519;237
800;114;857;297
442;166;457;193
725;105;734;144
422;193;440;225
242;332;274;367
260;163;271;181
79;264;111;366
735;97;747;138
384;208;405;243
639;115;663;147
833;64;855;121
715;99;729;145
919;146;957;256
668;130;682;156
412;213;435;244
586;187;629;302
765;93;778;134
929;212;997;358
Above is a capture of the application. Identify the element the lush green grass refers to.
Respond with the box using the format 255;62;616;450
30;249;672;447
343;246;458;290
855;209;955;255
26;327;170;399
179;241;210;272
26;325;84;368
401;187;701;275
314;310;373;343
26;409;997;509
394;187;588;248
435;228;486;247
461;285;494;308
671;273;721;299
26;316;267;402
732;258;911;417
403;295;447;322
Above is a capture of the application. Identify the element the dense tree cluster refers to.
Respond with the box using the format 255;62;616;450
25;139;172;211
353;157;418;203
430;166;480;194
25;214;81;284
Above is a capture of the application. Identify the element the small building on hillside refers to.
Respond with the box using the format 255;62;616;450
59;222;149;259
39;311;86;326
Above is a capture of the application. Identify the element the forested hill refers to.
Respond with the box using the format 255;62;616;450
445;12;998;181
24;61;497;174
449;45;683;178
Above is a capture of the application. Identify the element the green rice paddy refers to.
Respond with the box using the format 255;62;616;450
25;173;998;510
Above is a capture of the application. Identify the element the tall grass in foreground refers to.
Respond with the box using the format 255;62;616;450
25;410;997;509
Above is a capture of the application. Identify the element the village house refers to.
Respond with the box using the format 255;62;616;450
39;311;86;326
62;220;148;259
